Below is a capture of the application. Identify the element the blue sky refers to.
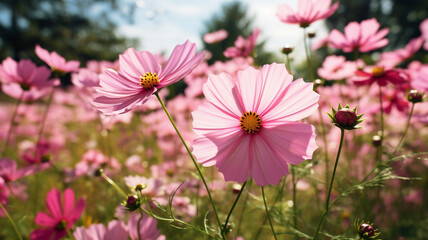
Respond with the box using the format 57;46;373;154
117;0;328;59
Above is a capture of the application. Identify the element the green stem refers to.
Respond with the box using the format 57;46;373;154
312;128;345;240
35;88;55;152
317;106;329;202
0;201;23;240
222;181;247;235
286;54;291;74
155;92;224;239
236;180;252;237
100;172;127;198
354;48;359;61
3;91;24;155
392;103;415;155
66;227;76;240
262;186;278;240
291;166;298;236
303;28;315;82
378;85;384;162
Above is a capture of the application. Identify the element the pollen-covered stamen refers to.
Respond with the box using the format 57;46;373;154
240;111;262;134
140;72;159;89
371;66;385;77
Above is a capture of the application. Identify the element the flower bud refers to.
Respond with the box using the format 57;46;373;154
359;223;375;237
135;184;146;192
281;45;293;55
372;135;382;147
94;168;104;177
307;31;316;38
407;89;423;103
327;103;364;130
124;195;142;211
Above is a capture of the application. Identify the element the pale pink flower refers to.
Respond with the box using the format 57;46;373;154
0;158;49;182
31;188;85;240
412;66;428;92
192;63;319;186
311;35;330;50
92;40;204;115
0;57;59;101
74;221;128;240
224;28;260;58
328;18;389;52
128;214;164;240
35;45;80;73
379;37;424;68
276;0;338;27
317;55;358;80
203;29;228;44
420;18;428;50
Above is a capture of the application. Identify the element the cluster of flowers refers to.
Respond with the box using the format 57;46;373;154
1;0;428;239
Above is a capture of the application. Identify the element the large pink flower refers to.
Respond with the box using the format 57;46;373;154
35;45;80;73
224;28;260;58
31;188;85;240
0;57;59;101
379;37;424;68
92;40;205;115
328;18;389;52
276;0;339;27
192;63;319;186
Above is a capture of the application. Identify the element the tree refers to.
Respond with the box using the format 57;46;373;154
0;0;138;64
201;1;276;66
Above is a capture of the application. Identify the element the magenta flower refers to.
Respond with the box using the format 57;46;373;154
35;45;80;73
74;221;128;240
328;18;389;52
92;40;205;115
224;28;260;58
192;63;319;186
0;57;59;101
31;188;85;240
353;66;407;86
276;0;338;27
203;29;228;44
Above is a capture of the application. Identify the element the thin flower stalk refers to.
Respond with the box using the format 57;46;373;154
313;128;345;240
291;166;298;236
392;103;415;155
0;201;23;240
378;85;384;162
3;92;24;154
303;28;315;81
222;181;247;236
262;186;278;240
154;92;224;240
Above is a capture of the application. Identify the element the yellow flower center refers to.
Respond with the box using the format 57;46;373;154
240;111;262;134
371;66;385;77
140;72;159;89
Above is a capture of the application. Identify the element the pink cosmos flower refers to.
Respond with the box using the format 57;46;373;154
74;220;128;240
92;40;204;115
203;29;228;44
128;214;164;240
379;37;424;68
276;0;339;27
224;28;260;58
31;188;85;240
353;65;407;86
317;55;358;81
192;63;319;186
420;18;428;50
0;57;59;101
412;66;428;92
35;45;80;73
328;18;389;52
0;158;49;182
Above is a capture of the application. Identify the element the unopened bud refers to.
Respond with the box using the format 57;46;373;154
281;45;293;55
407;89;423;103
308;31;316;38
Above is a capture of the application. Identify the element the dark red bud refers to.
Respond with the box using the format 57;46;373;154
335;108;357;128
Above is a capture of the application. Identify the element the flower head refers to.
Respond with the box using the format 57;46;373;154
353;66;407;86
0;57;59;101
354;219;381;240
327;103;364;130
203;29;228;44
31;188;85;240
35;45;80;73
276;0;339;27
92;40;205;115
224;28;260;58
317;55;358;81
192;63;319;186
328;18;389;52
